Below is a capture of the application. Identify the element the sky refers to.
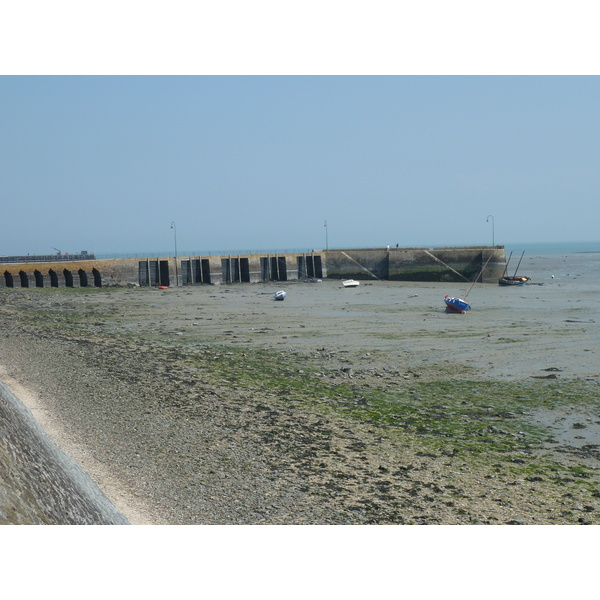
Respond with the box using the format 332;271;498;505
1;2;600;258
2;75;600;257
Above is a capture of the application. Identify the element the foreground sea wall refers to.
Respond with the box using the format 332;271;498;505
0;381;128;525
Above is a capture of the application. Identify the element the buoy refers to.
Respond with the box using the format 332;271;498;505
158;286;169;289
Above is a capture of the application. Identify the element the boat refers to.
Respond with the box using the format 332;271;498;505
444;295;471;313
341;279;360;288
498;251;530;286
498;275;530;286
442;252;493;313
274;290;286;301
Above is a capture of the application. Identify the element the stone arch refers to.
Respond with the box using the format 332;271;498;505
92;268;102;287
63;269;74;288
48;269;59;287
34;270;44;287
78;269;88;287
19;271;29;287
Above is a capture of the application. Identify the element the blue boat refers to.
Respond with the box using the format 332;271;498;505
274;290;286;301
444;295;470;313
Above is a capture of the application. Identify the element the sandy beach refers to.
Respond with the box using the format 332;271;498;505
1;251;600;524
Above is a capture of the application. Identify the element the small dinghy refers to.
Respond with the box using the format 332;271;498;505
274;290;286;301
498;275;530;286
444;295;470;314
341;279;360;288
498;251;530;286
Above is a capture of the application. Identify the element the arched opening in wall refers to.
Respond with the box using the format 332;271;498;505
19;271;29;287
149;261;159;286
240;258;250;282
188;259;211;284
262;256;283;281
159;261;169;286
49;269;59;287
63;269;74;288
191;259;200;283
181;260;191;285
278;257;287;281
270;257;278;280
34;270;44;287
221;258;231;283
268;256;287;281
4;271;14;288
201;259;211;284
305;256;315;278
313;255;323;278
297;255;323;280
231;258;240;282
260;257;270;281
138;261;149;286
78;269;88;287
297;256;306;279
92;268;102;287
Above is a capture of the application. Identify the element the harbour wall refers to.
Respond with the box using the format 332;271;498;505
326;246;506;283
0;246;506;288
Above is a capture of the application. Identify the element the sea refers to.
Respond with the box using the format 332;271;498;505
503;240;600;257
501;241;600;285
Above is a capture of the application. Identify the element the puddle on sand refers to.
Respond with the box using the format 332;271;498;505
530;408;600;451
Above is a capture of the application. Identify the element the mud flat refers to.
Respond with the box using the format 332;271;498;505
1;253;599;524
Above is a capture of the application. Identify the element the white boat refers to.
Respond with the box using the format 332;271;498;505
274;290;286;301
341;279;360;288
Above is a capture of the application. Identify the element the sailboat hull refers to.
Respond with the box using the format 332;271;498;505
444;295;470;313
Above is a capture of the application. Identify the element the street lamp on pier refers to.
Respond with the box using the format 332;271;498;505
171;221;178;286
486;215;495;247
324;220;328;251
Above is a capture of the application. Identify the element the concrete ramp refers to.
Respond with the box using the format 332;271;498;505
0;381;128;525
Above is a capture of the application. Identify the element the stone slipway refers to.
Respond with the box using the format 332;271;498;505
0;380;128;525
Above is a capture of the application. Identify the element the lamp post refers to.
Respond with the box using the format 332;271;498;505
486;215;495;247
171;221;178;286
324;220;328;251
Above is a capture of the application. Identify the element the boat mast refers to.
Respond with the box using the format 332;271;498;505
464;252;494;299
502;251;512;278
513;251;525;277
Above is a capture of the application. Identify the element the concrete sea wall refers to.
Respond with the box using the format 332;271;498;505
324;246;506;283
0;381;128;524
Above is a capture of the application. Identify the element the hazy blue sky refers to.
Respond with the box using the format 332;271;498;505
2;76;599;256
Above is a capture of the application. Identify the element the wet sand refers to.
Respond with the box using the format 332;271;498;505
1;251;600;524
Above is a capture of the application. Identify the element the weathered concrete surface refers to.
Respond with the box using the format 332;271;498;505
0;381;128;525
325;246;506;283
